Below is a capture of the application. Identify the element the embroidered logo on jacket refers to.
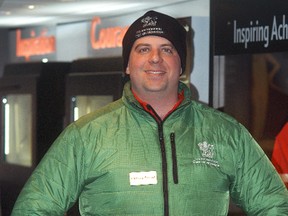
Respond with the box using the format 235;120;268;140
198;141;214;158
193;141;219;167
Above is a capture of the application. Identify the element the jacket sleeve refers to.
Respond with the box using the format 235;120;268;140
230;125;288;215
11;123;85;216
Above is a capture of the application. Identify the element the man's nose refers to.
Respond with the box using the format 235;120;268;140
149;49;163;64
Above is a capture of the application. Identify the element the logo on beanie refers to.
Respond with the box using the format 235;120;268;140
141;15;158;28
135;15;164;38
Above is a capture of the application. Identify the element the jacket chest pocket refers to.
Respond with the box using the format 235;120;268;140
177;160;230;192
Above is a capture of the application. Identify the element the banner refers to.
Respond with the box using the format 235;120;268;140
212;0;288;55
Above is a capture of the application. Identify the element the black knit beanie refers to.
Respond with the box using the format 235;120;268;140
122;10;187;73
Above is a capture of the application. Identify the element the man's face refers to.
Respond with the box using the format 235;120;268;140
126;36;181;98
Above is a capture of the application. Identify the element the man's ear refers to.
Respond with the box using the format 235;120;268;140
126;66;130;75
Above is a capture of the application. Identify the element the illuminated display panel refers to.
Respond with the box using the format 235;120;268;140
2;94;32;167
71;95;113;121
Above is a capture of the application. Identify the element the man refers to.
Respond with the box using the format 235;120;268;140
12;10;288;215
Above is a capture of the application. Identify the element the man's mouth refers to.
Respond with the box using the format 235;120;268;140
145;70;165;74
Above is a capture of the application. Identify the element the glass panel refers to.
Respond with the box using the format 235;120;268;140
72;95;113;121
2;94;32;167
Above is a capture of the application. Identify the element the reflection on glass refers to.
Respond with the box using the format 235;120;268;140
2;94;32;167
72;95;113;121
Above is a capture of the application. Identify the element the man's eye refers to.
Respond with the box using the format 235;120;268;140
138;47;150;53
162;47;173;54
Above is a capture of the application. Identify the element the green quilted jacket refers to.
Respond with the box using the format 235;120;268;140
12;81;288;215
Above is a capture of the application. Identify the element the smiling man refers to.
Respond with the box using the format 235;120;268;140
12;10;288;216
122;10;187;121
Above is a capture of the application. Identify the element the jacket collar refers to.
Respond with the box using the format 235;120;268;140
122;81;192;111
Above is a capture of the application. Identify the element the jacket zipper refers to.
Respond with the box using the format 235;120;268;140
170;133;178;184
158;123;169;216
146;104;170;216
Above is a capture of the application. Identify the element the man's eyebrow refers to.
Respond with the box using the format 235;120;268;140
134;43;151;49
161;44;175;48
134;43;174;49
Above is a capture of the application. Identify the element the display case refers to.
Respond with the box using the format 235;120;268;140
0;62;71;216
1;77;35;167
64;57;124;126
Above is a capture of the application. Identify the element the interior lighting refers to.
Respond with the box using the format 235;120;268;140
28;5;35;10
42;58;49;63
3;98;10;155
74;106;79;121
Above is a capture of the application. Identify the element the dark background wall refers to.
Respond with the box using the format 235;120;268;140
0;29;9;77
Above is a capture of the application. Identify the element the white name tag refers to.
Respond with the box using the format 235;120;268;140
129;171;158;186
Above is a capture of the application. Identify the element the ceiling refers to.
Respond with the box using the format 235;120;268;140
0;0;195;28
